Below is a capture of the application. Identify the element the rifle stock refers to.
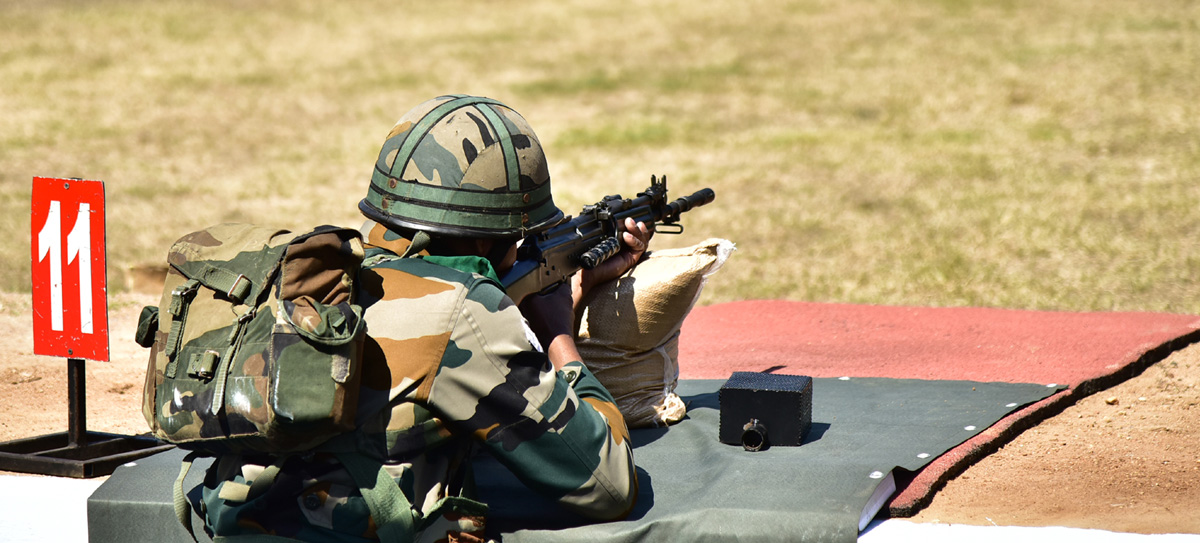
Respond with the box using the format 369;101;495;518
500;175;715;303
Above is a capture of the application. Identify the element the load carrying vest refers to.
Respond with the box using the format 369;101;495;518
135;223;444;543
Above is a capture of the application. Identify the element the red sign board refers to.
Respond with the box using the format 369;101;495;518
30;177;109;361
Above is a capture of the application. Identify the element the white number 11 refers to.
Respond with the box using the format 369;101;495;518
37;200;94;334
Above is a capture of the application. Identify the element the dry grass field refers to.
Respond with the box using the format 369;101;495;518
3;0;1199;312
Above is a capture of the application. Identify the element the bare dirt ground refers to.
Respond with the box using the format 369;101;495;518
1;291;1197;534
0;291;155;443
911;340;1200;534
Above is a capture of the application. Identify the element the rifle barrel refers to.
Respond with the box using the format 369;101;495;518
666;188;716;220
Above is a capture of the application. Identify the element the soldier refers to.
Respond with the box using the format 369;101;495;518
199;95;646;542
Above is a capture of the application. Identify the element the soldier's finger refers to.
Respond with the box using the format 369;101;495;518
623;218;651;247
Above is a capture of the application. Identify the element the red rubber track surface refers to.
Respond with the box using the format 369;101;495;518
678;300;1200;515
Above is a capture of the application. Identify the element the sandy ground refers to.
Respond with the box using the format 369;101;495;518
911;341;1200;534
1;291;1197;535
0;291;155;442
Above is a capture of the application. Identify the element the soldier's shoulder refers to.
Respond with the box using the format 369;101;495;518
361;253;510;310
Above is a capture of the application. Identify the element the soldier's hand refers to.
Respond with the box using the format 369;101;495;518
572;218;653;307
520;281;573;340
518;282;582;371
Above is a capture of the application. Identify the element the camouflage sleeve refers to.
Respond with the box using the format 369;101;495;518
426;278;638;521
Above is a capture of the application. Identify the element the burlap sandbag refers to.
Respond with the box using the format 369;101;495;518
576;238;734;428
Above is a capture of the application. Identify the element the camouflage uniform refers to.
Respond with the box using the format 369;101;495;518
199;219;638;541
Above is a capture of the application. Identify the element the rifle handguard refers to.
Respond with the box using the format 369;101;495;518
580;237;621;269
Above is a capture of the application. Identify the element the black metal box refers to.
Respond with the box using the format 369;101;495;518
719;372;813;450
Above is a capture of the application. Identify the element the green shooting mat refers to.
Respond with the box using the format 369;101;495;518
87;377;1061;543
478;377;1063;543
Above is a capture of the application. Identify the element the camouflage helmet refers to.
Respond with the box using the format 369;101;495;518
359;94;564;240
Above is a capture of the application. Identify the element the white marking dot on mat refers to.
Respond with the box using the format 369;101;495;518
964;425;977;431
839;376;851;381
1046;383;1058;387
1006;402;1018;407
869;471;884;479
917;453;930;459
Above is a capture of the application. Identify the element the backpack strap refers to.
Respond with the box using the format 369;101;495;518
174;450;202;543
334;451;417;543
214;460;282;503
185;450;419;542
191;263;253;304
208;309;255;415
164;279;201;378
398;231;431;259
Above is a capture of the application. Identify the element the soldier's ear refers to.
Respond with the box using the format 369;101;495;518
487;241;519;273
471;239;495;258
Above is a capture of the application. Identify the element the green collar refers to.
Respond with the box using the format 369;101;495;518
419;254;503;287
361;221;504;288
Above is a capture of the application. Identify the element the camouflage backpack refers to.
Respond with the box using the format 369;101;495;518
137;223;366;453
137;224;427;542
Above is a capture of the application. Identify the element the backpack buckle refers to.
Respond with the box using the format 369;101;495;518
227;274;251;303
169;279;201;317
188;350;221;380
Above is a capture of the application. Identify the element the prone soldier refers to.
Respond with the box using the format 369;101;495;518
199;95;647;542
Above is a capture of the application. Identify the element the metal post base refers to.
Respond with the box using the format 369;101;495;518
0;431;174;478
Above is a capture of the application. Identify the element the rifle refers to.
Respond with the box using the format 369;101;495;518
501;175;716;303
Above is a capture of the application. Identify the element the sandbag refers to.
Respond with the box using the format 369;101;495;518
576;238;734;428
